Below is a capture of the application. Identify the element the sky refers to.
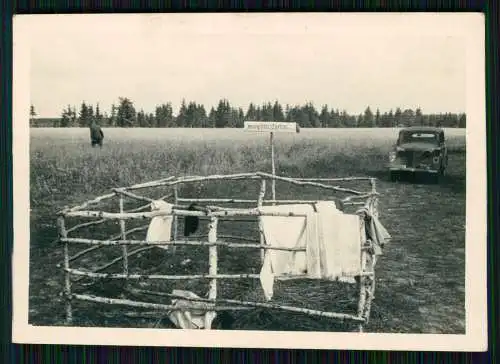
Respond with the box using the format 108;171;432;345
19;13;471;118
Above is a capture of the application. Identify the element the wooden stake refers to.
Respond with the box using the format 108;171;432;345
361;255;376;327
270;132;276;203
370;179;379;219
370;178;377;194
257;179;266;263
173;185;178;254
57;216;72;325
357;240;368;333
205;215;218;329
119;195;129;280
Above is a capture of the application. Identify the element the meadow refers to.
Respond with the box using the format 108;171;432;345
29;127;466;333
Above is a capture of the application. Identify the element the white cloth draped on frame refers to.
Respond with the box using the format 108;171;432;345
358;206;392;256
146;200;174;250
258;202;362;301
315;201;361;282
258;204;314;302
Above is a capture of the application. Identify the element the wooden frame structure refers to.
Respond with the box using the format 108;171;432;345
57;171;382;332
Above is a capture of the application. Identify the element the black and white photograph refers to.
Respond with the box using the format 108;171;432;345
12;13;486;350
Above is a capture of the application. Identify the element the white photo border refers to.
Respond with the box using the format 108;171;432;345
11;12;487;351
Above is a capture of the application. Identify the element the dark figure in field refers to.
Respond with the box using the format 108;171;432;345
90;121;104;148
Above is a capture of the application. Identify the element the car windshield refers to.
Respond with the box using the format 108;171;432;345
399;131;438;145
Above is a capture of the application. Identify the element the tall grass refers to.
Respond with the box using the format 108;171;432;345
30;127;466;209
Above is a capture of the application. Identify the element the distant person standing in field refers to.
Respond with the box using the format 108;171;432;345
89;120;104;148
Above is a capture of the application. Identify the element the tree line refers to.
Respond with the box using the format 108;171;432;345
30;97;466;128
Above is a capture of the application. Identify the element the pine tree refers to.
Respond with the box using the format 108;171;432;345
375;108;380;127
458;113;466;128
394;108;402;127
208;107;216;128
155;103;174;127
215;99;232;128
261;102;273;120
71;106;77;126
176;99;188;127
415;108;423;126
60;105;72;127
79;102;91;127
30;105;37;126
197;104;208;128
95;103;102;124
235;107;245;127
319;104;330;128
109;103;117;126
363;106;374;128
137;109;148;127
116;97;137;127
329;108;341;128
245;103;257;121
272;101;285;121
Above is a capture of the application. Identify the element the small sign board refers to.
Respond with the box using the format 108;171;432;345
244;121;299;133
242;121;299;204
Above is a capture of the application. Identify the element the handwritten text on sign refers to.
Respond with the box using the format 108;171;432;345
244;121;299;133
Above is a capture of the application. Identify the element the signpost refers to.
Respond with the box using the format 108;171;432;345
244;121;300;202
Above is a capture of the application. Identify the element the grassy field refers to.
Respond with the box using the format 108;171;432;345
29;127;466;333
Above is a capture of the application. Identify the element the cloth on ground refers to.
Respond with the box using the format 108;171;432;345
258;201;362;300
146;200;174;250
167;290;216;329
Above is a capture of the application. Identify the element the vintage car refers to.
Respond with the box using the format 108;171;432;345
388;126;448;181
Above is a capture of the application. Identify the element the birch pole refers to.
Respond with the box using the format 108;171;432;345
243;121;299;205
357;246;368;333
257;179;267;263
58;215;72;324
173;185;179;254
205;216;218;329
119;194;129;281
270;131;276;204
